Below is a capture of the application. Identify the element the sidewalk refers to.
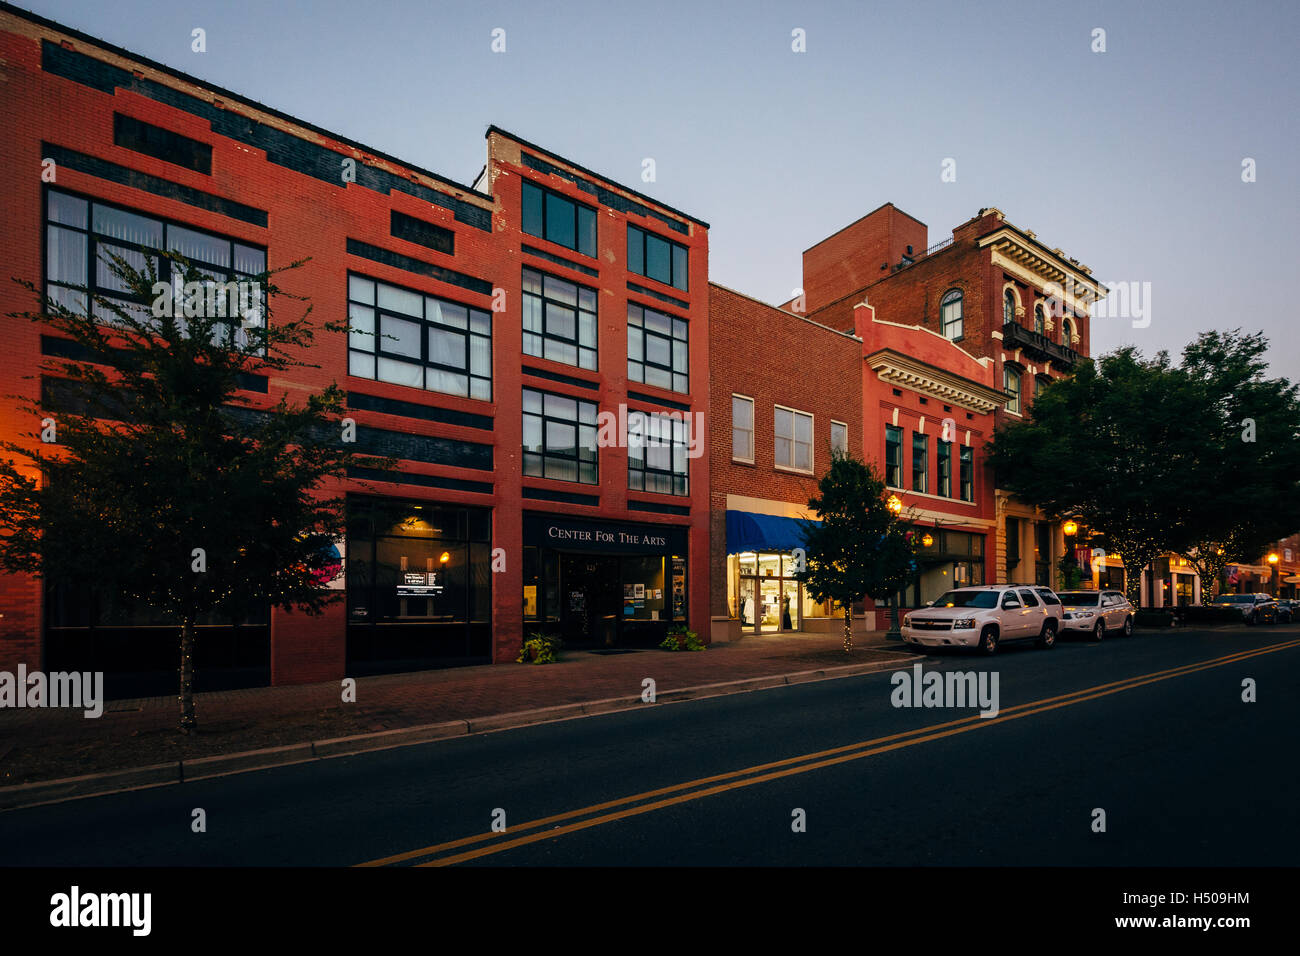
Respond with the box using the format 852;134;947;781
0;632;915;791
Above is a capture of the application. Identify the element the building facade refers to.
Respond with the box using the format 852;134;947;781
0;6;710;695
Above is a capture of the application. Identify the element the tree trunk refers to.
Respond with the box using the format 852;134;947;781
842;605;853;653
179;617;197;734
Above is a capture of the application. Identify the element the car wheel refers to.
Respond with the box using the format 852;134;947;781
1091;620;1105;642
977;625;998;656
1123;616;1134;637
1246;612;1256;626
1037;620;1057;649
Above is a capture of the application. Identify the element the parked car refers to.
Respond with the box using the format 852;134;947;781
1210;593;1279;625
1055;589;1135;641
902;584;1062;655
1273;599;1294;624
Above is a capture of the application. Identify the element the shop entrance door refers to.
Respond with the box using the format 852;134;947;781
560;554;622;646
737;551;802;633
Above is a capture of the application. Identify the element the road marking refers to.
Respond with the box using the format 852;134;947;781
357;639;1300;867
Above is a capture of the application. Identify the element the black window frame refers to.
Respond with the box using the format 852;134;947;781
522;387;599;485
959;445;974;502
1003;288;1016;325
885;424;903;487
346;271;492;402
627;409;690;496
627;224;689;292
937;439;952;497
521;179;597;259
522;266;598;371
911;431;928;493
627;301;689;393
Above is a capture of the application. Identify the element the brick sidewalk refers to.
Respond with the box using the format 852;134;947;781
0;633;914;786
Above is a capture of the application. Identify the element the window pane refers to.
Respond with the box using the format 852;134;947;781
93;204;163;247
470;378;491;401
543;339;577;365
579;348;597;370
429;299;468;329
47;227;87;284
378;283;423;317
48;191;88;228
377;357;422;387
429;327;466;368
794;442;811;471
348;350;375;378
544;393;577;420
166;225;230;267
545;302;576;340
672;340;687;373
348;275;375;304
645;365;671;389
427;368;469;396
643;308;671;335
578;311;597;348
775;437;791;466
672;244;688;291
543;275;577;307
645;333;671;367
523;417;543;452
348;305;375;351
775;408;792;440
627;226;643;275
673;373;688;393
470;310;491;336
380;315;421;358
521;181;543;239
233;243;264;275
576;205;597;257
645;233;671;284
628;327;643;361
733;397;752;428
545;192;575;248
469;335;491;376
96;243;151;294
794;413;812;443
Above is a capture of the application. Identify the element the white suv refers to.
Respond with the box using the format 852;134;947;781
901;585;1063;655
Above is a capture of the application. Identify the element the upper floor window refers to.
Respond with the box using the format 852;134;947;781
347;273;492;401
627;224;688;292
885;424;903;487
628;411;690;496
831;420;849;457
937;439;952;497
959;446;974;501
912;432;928;492
114;113;212;175
774;406;813;473
627;302;688;393
522;268;597;370
522;387;598;484
732;395;754;463
391;209;454;256
1034;303;1045;335
1004;366;1022;414
1003;288;1016;325
940;289;963;340
45;187;265;337
1061;317;1074;346
521;180;597;258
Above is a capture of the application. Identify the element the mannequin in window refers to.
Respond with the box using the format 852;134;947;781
781;594;793;630
741;593;754;626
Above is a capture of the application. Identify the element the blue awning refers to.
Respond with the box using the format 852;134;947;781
725;510;818;553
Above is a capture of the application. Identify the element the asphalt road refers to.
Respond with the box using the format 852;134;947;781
2;624;1298;867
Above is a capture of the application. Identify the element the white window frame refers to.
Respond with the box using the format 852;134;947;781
731;394;755;464
1004;366;1022;415
830;419;849;457
774;404;814;474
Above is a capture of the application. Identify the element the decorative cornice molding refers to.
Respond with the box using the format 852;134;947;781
866;349;1005;414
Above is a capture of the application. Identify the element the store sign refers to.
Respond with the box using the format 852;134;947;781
525;514;688;555
397;571;444;597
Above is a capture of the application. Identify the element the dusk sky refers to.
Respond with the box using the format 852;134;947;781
28;0;1300;375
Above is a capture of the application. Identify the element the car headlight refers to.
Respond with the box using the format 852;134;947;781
952;618;976;629
902;614;911;627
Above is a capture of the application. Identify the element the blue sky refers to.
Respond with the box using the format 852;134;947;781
28;0;1300;375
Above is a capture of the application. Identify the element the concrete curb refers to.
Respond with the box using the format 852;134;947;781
0;651;915;811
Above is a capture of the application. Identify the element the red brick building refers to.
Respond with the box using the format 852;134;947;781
800;203;1108;597
0;5;710;695
707;284;864;641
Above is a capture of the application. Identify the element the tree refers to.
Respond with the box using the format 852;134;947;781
794;452;918;651
987;348;1203;607
0;249;383;732
1177;330;1300;596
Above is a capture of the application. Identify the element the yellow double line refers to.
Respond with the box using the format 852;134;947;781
358;639;1300;867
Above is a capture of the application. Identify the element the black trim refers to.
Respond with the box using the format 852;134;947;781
521;365;599;390
522;486;600;506
628;500;690;516
391;209;455;256
43;143;267;227
627;281;689;310
114;113;212;174
522;243;599;278
346;239;492;297
346;465;492;496
627;390;691;412
346;391;493;431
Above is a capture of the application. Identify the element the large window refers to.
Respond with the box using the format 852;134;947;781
732;395;754;463
521;180;597;258
1034;303;1045;335
959;445;974;502
1061;317;1074;346
940;289;963;340
937;439;952;497
523;268;597;370
912;431;928;493
627;224;688;292
885;424;903;487
774;406;813;472
627;302;688;393
1004;366;1022;414
45;187;265;335
628;411;690;496
522;388;598;484
347;274;491;401
1003;288;1016;325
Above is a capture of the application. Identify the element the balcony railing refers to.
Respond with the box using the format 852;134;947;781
1001;321;1081;369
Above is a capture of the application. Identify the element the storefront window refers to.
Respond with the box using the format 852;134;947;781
729;550;824;632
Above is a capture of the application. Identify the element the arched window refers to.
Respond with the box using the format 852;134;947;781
1004;365;1022;414
1061;317;1073;345
1034;304;1045;335
1003;288;1016;325
940;289;963;340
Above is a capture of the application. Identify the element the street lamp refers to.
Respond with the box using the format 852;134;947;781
1063;519;1078;536
884;494;904;640
1269;552;1280;595
887;494;902;515
921;532;934;548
